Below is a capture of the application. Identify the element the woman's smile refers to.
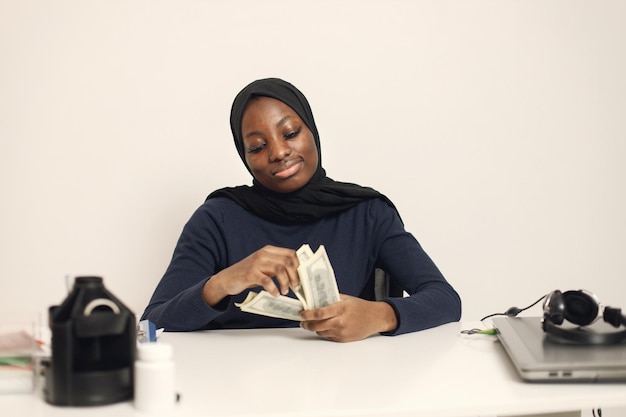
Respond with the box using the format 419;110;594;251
273;158;304;179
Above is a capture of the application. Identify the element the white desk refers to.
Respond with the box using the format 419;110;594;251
2;322;626;417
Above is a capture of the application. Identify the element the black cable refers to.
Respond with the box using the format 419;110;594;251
480;295;547;322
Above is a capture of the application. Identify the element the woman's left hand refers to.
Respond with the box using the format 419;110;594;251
299;294;398;342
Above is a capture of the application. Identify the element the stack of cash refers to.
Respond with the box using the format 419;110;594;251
235;244;340;321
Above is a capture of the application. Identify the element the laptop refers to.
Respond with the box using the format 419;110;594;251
492;316;626;382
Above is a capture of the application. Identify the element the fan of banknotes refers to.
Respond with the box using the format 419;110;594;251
235;244;340;321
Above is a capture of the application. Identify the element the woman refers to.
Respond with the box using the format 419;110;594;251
141;78;461;342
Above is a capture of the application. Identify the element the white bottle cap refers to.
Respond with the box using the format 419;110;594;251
137;343;173;361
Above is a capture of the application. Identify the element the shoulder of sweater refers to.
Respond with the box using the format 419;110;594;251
201;196;240;209
191;197;251;221
358;196;400;216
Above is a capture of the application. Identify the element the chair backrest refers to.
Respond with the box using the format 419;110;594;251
359;268;403;301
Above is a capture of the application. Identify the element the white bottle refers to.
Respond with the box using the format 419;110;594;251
134;343;177;414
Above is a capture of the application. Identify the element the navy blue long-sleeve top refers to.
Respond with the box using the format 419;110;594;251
141;197;461;335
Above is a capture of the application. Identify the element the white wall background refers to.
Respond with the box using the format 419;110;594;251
2;0;625;324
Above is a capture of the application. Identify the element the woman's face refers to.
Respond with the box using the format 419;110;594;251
241;96;319;193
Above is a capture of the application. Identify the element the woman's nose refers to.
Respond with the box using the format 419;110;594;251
268;138;291;161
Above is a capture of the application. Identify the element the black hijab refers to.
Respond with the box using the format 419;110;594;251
207;78;398;225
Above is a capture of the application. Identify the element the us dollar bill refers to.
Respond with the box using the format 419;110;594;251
293;244;314;306
236;244;340;320
297;245;340;309
235;291;304;321
296;243;314;262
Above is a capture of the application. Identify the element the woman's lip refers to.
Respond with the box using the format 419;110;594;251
273;159;303;179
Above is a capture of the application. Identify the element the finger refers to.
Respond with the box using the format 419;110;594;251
255;272;281;297
273;264;296;296
259;246;300;295
278;251;301;292
256;262;292;296
300;298;345;321
315;330;340;342
300;318;332;334
246;257;291;296
303;320;343;342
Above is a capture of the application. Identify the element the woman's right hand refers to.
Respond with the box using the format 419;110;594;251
202;245;300;306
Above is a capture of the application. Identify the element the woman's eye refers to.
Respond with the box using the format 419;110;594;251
247;143;265;153
283;126;302;139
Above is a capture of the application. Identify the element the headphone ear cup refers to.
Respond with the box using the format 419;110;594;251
562;290;599;326
543;290;565;325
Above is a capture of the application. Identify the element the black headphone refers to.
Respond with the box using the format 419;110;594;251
542;289;626;345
